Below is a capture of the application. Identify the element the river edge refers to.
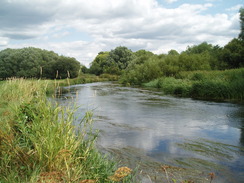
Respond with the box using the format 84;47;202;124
58;82;244;183
0;79;134;183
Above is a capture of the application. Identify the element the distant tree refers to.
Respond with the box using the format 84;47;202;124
103;62;121;75
184;42;213;54
179;52;211;71
53;56;80;79
0;47;80;79
163;54;180;76
168;49;179;55
120;57;163;85
239;7;244;41
108;46;134;70
90;47;134;75
127;50;155;68
134;49;154;59
80;64;89;74
89;51;109;75
0;48;17;78
221;38;244;68
40;50;59;78
219;7;244;69
209;45;226;70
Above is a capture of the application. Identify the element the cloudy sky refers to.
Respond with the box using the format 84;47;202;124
0;0;242;66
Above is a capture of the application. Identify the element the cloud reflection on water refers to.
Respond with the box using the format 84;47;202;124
57;82;244;182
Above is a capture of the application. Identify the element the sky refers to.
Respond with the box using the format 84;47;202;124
0;0;243;66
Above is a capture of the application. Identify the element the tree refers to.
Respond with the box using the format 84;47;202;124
0;47;81;79
163;54;180;76
184;42;213;54
168;49;179;55
179;52;211;71
80;64;89;74
53;56;80;79
127;50;155;68
221;38;244;68
239;7;244;41
108;46;134;70
89;52;109;75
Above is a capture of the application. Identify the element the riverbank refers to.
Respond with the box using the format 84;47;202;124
43;73;118;95
56;82;244;183
143;68;244;101
0;79;132;182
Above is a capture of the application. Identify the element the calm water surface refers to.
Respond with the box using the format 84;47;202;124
57;82;244;183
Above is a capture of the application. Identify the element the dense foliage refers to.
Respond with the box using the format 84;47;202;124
0;47;81;79
89;46;134;75
88;39;243;86
88;9;243;85
86;11;244;101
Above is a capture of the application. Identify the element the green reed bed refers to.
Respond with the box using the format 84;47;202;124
144;68;244;101
0;79;133;183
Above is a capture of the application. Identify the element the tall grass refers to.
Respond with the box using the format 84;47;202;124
0;79;132;182
144;68;244;101
144;77;192;97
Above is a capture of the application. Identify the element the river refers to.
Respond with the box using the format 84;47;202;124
56;82;244;183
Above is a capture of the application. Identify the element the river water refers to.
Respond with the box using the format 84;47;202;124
56;82;244;183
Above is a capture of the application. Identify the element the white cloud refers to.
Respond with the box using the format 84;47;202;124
0;37;9;46
0;0;241;66
227;4;243;12
164;0;179;3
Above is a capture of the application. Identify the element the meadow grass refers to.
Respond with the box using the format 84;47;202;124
0;78;133;183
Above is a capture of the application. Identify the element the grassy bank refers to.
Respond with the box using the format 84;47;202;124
56;74;118;87
144;68;244;101
39;73;119;96
0;79;132;183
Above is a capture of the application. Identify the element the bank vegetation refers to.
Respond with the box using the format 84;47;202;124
0;79;134;182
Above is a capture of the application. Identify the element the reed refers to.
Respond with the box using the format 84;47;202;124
144;77;192;97
144;68;244;101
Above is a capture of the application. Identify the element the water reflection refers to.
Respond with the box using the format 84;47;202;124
57;82;244;182
231;107;244;147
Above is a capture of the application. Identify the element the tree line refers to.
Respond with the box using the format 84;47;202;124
1;8;243;82
87;8;243;85
87;39;243;85
0;47;80;79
